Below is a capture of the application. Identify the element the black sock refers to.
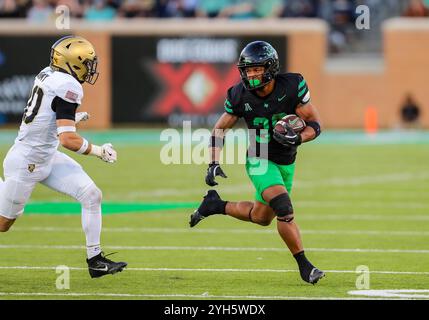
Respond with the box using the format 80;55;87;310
215;200;227;215
293;251;315;280
202;199;227;216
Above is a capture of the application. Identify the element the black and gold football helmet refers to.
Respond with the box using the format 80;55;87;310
50;35;99;85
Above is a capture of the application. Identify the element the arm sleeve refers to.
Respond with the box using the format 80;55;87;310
52;96;78;121
296;74;311;105
224;87;243;117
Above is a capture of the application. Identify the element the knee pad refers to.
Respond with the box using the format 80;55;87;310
269;193;294;222
78;184;102;211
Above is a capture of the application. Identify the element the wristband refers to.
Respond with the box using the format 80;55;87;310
57;126;76;135
306;121;321;138
76;138;89;154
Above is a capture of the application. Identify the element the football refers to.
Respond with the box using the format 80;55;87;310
274;114;306;134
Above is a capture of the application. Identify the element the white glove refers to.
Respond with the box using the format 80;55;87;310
75;112;90;124
100;143;117;163
90;143;117;163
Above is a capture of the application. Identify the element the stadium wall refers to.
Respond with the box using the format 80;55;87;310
0;18;427;129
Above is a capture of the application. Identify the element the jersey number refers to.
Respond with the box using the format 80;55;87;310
23;85;44;124
253;113;286;143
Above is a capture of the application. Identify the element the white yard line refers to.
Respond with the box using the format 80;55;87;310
0;244;428;254
348;290;429;299
125;212;429;221
273;214;429;221
294;201;429;209
135;172;429;198
0;291;396;300
1;266;427;300
0;266;428;276
11;226;429;237
299;172;429;188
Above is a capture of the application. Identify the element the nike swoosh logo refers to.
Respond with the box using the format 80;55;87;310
289;118;299;126
89;266;109;272
278;94;286;102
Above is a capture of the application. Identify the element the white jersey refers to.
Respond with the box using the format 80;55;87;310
14;67;83;163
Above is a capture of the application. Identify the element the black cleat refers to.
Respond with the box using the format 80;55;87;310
189;190;225;228
86;252;127;278
307;267;325;284
189;210;205;228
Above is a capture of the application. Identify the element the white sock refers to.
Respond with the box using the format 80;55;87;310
82;208;102;259
80;188;103;260
82;207;102;259
86;244;101;259
78;184;104;259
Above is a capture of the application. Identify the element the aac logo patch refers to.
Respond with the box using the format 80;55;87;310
28;164;36;173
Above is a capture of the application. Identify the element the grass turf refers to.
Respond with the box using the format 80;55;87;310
0;130;428;300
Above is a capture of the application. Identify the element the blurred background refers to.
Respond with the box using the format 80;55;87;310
2;0;424;53
0;0;428;130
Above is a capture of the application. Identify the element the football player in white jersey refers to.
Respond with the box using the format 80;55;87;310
0;35;127;278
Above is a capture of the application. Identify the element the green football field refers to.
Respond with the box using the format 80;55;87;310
0;129;429;300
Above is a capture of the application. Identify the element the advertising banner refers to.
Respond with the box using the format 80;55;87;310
112;36;287;126
0;36;58;125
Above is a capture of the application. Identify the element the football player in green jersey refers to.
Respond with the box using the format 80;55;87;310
190;41;324;284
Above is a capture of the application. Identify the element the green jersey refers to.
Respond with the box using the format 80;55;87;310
224;73;310;165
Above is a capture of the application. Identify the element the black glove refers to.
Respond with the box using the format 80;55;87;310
205;162;227;186
273;124;302;147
